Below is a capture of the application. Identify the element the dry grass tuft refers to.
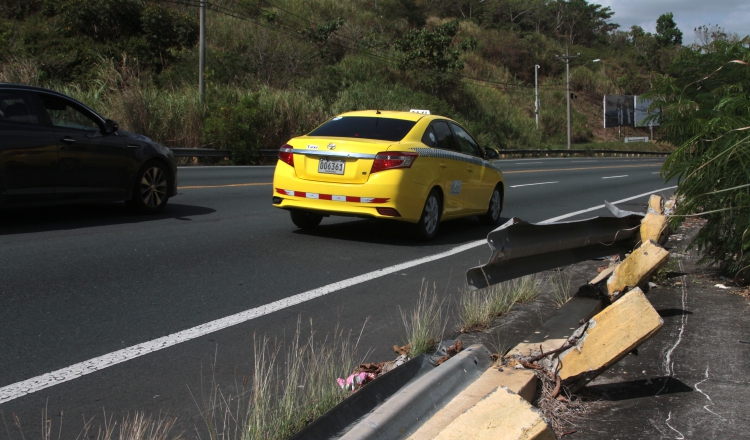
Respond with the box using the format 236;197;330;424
400;281;446;357
195;319;361;440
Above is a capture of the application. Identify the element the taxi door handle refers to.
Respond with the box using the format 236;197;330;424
439;162;447;168
467;167;474;172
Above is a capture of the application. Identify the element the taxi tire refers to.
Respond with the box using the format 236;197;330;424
290;210;323;229
126;160;170;214
479;185;503;226
414;189;442;241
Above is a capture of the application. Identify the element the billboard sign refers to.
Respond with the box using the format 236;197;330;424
604;95;634;128
634;96;660;127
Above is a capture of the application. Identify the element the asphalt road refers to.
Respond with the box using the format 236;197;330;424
0;157;674;438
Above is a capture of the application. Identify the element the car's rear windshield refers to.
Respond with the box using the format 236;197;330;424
308;117;417;141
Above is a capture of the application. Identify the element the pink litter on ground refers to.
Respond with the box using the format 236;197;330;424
336;372;375;391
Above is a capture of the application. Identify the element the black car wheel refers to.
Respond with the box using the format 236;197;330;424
290;210;323;229
414;189;441;241
479;185;503;225
127;161;170;214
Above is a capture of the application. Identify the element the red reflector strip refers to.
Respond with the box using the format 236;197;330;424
275;188;390;204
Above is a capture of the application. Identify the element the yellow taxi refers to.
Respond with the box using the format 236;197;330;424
272;110;505;240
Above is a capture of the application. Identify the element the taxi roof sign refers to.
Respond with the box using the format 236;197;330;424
409;109;430;115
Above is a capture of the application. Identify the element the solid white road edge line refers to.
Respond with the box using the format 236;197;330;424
510;181;558;188
540;186;677;224
602;175;628;179
0;185;677;404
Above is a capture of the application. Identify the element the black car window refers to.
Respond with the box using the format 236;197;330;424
38;94;100;131
421;125;437;147
308;117;417;141
0;91;40;124
431;121;458;151
450;123;483;157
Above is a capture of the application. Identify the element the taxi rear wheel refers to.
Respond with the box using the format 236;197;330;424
290;210;323;229
414;189;441;241
479;185;503;225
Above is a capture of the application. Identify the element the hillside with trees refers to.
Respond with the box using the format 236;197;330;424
0;0;708;156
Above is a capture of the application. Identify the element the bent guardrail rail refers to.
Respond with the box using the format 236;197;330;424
466;215;643;290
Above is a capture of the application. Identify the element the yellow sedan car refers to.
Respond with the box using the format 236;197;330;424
272;110;505;240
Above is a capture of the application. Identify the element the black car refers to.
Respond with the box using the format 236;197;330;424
0;83;177;213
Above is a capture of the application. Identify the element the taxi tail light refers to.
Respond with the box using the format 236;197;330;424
370;151;418;174
278;144;294;167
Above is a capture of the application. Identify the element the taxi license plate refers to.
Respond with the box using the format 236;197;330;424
318;158;345;175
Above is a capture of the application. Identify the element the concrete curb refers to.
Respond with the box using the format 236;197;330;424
339;344;493;440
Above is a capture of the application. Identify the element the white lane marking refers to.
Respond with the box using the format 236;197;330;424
540;186;677;224
507;160;544;164
1;240;482;404
570;160;597;162
0;185;678;404
602;175;628;179
657;259;689;396
510;181;558;188
652;172;661;174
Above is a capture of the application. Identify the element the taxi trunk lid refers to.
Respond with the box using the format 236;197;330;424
290;137;392;184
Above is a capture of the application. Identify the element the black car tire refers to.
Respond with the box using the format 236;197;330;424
126;160;170;214
414;189;442;241
479;185;503;225
290;210;323;229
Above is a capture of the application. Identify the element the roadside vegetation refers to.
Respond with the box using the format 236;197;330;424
0;0;705;161
648;40;750;280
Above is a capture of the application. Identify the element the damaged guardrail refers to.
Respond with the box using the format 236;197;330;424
466;213;643;290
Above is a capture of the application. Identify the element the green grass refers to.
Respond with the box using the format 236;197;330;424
457;274;543;333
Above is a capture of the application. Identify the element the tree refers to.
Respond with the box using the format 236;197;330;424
655;12;682;46
394;21;474;93
647;41;750;278
554;0;618;45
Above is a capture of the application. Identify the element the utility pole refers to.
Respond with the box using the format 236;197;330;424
199;0;206;103
534;64;540;130
555;48;580;150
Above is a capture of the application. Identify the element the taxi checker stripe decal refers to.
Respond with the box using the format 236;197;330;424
276;188;389;204
409;147;502;173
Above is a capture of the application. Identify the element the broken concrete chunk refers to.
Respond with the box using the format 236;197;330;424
607;240;669;300
663;198;677;216
433;386;555;440
559;288;664;393
640;213;669;245
647;194;663;215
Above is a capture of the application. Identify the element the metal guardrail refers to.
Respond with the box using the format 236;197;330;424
497;149;669;158
170;148;669;160
466;214;643;290
170;148;232;158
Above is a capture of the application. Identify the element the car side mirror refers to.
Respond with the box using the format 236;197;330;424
104;119;119;134
485;148;499;160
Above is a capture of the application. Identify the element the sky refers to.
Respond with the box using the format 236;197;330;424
597;0;750;44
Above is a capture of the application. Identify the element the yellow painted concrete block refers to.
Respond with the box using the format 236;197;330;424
433;387;555;440
640;213;668;244
648;194;663;214
559;288;663;392
607;240;669;298
408;369;537;440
